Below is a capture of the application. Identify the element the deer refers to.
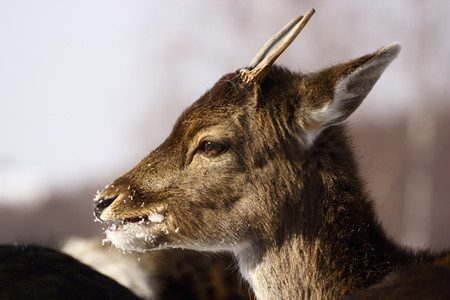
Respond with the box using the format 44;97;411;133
93;9;450;299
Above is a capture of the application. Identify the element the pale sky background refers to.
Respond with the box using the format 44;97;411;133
1;0;449;206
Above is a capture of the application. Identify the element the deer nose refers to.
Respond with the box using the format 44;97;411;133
93;195;118;221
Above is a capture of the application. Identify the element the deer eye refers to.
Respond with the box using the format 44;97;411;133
199;141;227;157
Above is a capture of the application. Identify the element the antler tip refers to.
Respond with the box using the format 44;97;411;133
240;8;316;85
305;8;316;19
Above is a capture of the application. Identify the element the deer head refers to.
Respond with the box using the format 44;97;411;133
93;9;400;258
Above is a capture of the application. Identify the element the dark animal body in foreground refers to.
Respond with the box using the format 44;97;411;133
344;263;450;299
0;244;140;299
0;242;252;299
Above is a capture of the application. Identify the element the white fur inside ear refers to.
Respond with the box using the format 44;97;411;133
301;42;401;148
302;97;348;148
335;42;401;106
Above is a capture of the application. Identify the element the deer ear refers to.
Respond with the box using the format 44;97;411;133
299;43;401;146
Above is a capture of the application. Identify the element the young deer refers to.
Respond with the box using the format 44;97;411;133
94;9;450;299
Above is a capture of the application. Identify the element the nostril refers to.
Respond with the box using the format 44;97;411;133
96;196;117;210
94;195;118;221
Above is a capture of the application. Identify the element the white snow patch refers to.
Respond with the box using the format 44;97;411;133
148;212;165;223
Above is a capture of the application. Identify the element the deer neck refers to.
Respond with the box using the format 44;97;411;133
235;211;410;300
235;194;409;300
237;237;335;299
235;127;415;299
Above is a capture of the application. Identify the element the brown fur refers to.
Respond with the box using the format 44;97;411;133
93;37;449;299
153;250;252;300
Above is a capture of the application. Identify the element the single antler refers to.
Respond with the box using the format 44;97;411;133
239;8;315;85
247;15;305;69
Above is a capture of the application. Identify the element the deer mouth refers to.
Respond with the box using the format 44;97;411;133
103;207;171;252
105;204;169;230
122;212;166;225
108;205;168;227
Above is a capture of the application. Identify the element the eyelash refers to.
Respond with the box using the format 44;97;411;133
198;141;228;157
